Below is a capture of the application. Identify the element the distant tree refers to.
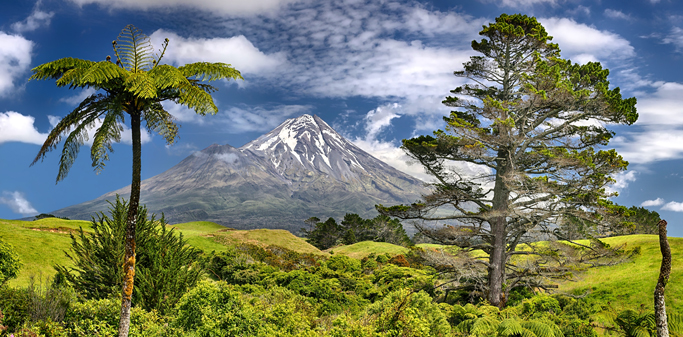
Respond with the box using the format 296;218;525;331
55;197;203;316
30;25;242;336
303;214;412;250
34;213;70;220
625;206;661;235
378;14;637;307
303;217;342;250
0;239;21;286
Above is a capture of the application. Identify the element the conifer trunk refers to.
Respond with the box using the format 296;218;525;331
655;219;671;337
118;112;141;337
488;153;510;307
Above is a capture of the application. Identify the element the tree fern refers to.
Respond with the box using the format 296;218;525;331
29;24;243;337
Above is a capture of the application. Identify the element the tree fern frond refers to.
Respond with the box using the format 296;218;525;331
115;24;154;72
469;316;498;335
124;72;157;98
91;107;124;174
668;312;683;334
29;58;95;81
178;62;244;82
56;111;102;182
148;64;185;90
498;318;528;337
522;320;559;337
144;103;179;145
30;94;103;168
81;61;128;86
176;81;218;115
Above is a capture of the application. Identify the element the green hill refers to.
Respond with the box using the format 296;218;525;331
329;241;408;259
0;218;325;286
557;234;683;313
0;218;92;287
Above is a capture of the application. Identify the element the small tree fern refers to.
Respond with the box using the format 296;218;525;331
29;24;242;337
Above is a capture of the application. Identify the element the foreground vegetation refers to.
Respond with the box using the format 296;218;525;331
0;211;681;336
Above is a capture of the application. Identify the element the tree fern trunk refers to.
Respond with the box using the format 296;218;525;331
655;219;670;337
118;112;142;337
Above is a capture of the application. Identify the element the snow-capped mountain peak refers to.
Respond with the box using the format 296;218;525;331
241;114;367;180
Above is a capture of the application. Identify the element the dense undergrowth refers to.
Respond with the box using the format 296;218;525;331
1;241;680;336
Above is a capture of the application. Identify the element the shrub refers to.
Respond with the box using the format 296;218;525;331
326;255;361;273
55;197;203;315
388;255;410;267
0;240;21;286
174;281;319;337
64;298;172;337
366;288;451;337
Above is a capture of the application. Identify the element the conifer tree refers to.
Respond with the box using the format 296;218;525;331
378;14;637;307
29;25;242;336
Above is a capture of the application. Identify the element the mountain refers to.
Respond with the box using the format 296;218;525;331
50;114;431;232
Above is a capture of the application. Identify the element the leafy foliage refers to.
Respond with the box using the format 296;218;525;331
303;214;412;250
54;197;203;315
0;239;21;286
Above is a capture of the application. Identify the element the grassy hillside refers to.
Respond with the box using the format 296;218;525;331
0;218;324;286
0;218;92;287
210;228;326;255
330;241;408;259
557;234;683;313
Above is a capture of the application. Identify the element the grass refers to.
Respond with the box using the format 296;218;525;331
168;221;231;253
211;228;326;255
0;218;92;287
330;241;408;259
557;234;683;314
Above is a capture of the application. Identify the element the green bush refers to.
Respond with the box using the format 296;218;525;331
0;240;21;286
0;286;30;333
326;255;361;274
174;281;317;337
64;298;172;337
55;197;203;315
366;288;451;337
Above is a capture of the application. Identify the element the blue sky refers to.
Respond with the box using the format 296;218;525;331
1;0;683;236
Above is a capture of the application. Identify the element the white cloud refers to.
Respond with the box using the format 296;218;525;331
604;9;630;20
165;142;198;156
607;170;637;194
662;27;683;53
352;137;432;181
0;32;33;96
482;0;556;7
0;191;38;216
221;105;312;133
641;198;665;207
66;0;300;16
541;17;634;64
662;201;683;212
215;153;239;164
612;127;683;164
165;101;312;134
605;81;683;164
0;111;47;145
59;88;97;105
364;103;401;140
11;2;54;33
150;30;285;75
